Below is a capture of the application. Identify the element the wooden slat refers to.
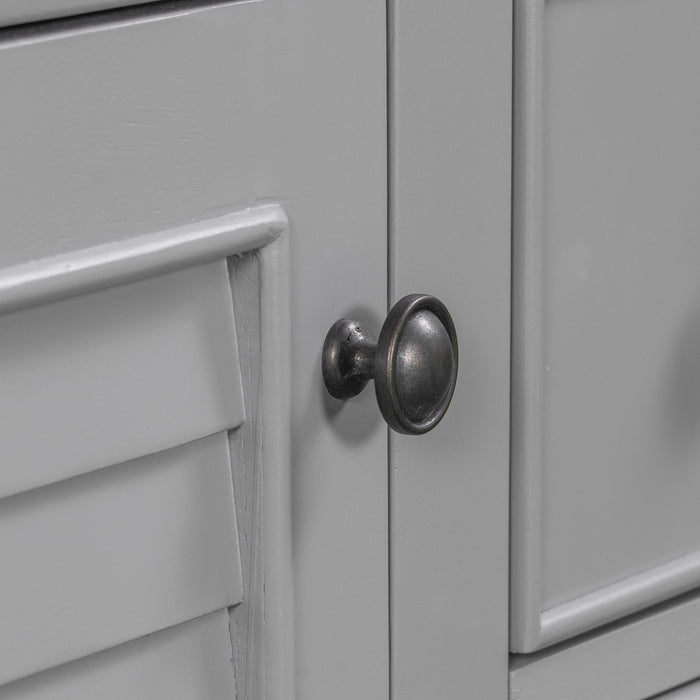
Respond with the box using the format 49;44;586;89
0;260;244;499
0;433;242;685
0;612;236;700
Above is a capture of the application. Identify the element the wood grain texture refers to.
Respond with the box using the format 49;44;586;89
0;433;242;685
0;612;236;700
0;261;243;499
388;0;512;697
228;235;294;700
510;592;700;700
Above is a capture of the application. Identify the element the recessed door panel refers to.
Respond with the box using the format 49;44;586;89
512;0;700;651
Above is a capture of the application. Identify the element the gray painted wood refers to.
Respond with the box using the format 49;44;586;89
511;0;700;651
0;1;152;27
0;433;242;685
227;236;294;700
0;260;243;499
510;592;700;700
0;204;286;316
0;612;236;700
249;3;390;699
0;2;387;696
388;0;512;697
653;678;700;699
0;2;262;270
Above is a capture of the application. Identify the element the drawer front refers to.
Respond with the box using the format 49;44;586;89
0;612;236;700
512;0;700;651
0;433;242;685
0;260;243;498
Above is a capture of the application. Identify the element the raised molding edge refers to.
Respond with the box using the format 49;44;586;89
510;0;547;653
538;551;700;648
258;232;295;700
510;0;700;654
0;203;287;316
510;591;700;700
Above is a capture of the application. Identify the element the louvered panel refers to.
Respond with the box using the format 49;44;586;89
0;260;244;499
0;433;242;685
0;612;236;700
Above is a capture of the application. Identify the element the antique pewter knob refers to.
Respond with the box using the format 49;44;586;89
322;294;458;435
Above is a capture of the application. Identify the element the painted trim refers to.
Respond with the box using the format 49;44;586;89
539;551;700;648
510;0;547;653
0;204;287;316
510;0;700;653
510;590;700;700
258;233;295;700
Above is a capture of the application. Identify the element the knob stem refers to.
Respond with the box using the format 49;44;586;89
322;319;377;399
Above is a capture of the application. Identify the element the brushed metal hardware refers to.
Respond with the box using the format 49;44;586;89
322;294;458;434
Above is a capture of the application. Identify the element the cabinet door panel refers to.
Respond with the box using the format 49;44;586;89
512;0;700;651
0;2;388;698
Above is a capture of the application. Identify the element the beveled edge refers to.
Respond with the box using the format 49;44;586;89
0;203;287;317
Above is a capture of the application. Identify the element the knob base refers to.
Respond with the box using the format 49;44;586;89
322;319;376;399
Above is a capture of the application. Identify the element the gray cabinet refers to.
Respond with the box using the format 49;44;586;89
2;1;700;699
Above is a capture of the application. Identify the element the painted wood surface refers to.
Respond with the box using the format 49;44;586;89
0;1;263;270
510;591;700;700
388;0;512;697
0;1;151;27
0;204;286;317
0;260;243;499
511;0;700;651
652;678;700;699
228;236;294;700
0;433;242;685
0;2;387;697
244;3;390;699
0;612;236;700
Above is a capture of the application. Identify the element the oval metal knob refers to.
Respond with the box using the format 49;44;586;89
322;294;458;435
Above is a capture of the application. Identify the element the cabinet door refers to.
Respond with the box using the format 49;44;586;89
388;1;512;699
0;3;387;699
511;0;700;653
